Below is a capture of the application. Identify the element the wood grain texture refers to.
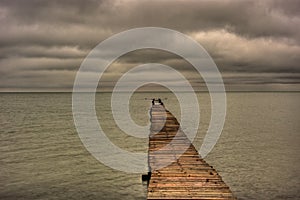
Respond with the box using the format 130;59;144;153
147;104;235;200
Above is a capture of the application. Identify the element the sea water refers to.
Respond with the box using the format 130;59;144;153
0;92;299;200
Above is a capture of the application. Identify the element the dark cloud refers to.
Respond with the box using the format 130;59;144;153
0;46;88;59
1;0;300;46
0;0;108;25
270;0;300;17
0;0;299;91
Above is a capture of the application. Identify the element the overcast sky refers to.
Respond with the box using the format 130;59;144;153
0;0;299;91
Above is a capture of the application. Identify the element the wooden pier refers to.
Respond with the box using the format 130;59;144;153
147;102;235;200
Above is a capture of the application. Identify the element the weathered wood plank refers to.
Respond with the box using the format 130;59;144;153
147;103;235;200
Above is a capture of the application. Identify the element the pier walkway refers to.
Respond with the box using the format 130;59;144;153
147;102;235;200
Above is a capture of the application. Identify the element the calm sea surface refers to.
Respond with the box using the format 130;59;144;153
0;92;299;200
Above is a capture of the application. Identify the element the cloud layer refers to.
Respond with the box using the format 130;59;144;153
0;0;299;91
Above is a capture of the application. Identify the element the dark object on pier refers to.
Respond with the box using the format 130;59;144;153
142;172;152;182
158;98;163;106
151;98;164;106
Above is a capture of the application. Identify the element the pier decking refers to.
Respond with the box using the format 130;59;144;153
147;103;235;200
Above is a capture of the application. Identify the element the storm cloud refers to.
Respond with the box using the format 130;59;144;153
0;0;299;91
